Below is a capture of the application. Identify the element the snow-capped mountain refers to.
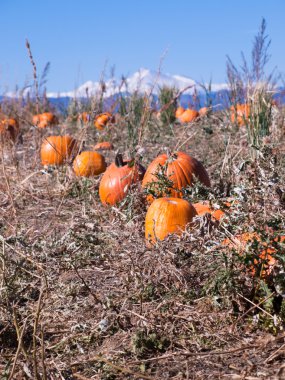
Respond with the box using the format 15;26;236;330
46;68;228;98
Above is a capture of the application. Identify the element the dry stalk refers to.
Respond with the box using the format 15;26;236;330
25;39;40;114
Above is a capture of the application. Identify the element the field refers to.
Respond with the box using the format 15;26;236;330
0;89;285;380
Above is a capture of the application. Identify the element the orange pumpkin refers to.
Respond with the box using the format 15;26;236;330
33;112;58;129
193;201;225;221
78;112;91;124
142;151;211;203
175;106;185;118
178;109;199;123
99;154;145;205
230;104;250;126
145;197;197;245
41;135;78;166
0;118;19;142
94;141;114;151
73;151;106;177
94;112;114;131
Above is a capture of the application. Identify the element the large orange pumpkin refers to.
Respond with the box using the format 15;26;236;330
0;118;19;142
99;154;145;205
94;141;114;151
175;106;185;119
94;112;114;131
145;197;197;245
41;135;78;166
142;151;211;203
230;104;250;126
178;109;199;123
73;151;106;177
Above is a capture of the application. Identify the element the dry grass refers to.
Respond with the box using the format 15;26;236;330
0;102;285;380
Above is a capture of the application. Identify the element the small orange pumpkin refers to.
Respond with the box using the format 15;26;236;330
193;201;225;221
145;197;197;245
142;151;211;203
73;151;106;177
175;106;185;119
78;112;91;124
178;109;199;123
33;112;58;129
94;112;114;131
99;154;145;205
41;135;78;166
230;104;250;126
94;141;114;151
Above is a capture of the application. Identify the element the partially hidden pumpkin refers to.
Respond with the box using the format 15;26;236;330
230;104;250;127
178;109;199;123
73;151;106;177
145;197;197;245
94;141;114;151
142;151;211;203
222;232;285;277
99;154;145;205
94;112;114;131
0;118;19;142
41;135;78;165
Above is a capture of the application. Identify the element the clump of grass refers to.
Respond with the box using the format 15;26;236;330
226;18;278;157
158;85;178;125
132;329;170;357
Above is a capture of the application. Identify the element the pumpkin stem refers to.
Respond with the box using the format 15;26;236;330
115;153;125;167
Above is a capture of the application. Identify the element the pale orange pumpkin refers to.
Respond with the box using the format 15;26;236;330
94;141;114;151
73;151;106;177
142;151;211;203
145;197;197;245
40;135;78;165
199;107;208;117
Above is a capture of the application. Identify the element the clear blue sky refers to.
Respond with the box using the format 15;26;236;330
1;0;284;93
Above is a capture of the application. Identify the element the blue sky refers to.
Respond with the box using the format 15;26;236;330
1;0;284;93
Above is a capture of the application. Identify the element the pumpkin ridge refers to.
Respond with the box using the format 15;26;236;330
176;159;193;189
